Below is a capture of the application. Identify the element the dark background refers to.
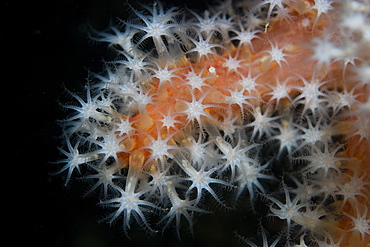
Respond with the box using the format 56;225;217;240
4;0;264;246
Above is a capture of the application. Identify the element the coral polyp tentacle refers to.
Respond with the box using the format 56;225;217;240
55;0;370;245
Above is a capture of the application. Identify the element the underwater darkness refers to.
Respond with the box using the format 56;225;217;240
5;0;265;246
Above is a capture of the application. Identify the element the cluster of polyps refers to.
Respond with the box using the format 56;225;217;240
56;0;370;246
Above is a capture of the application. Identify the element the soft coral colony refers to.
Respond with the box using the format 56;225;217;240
55;0;370;246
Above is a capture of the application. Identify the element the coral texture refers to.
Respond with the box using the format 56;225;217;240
55;0;370;246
